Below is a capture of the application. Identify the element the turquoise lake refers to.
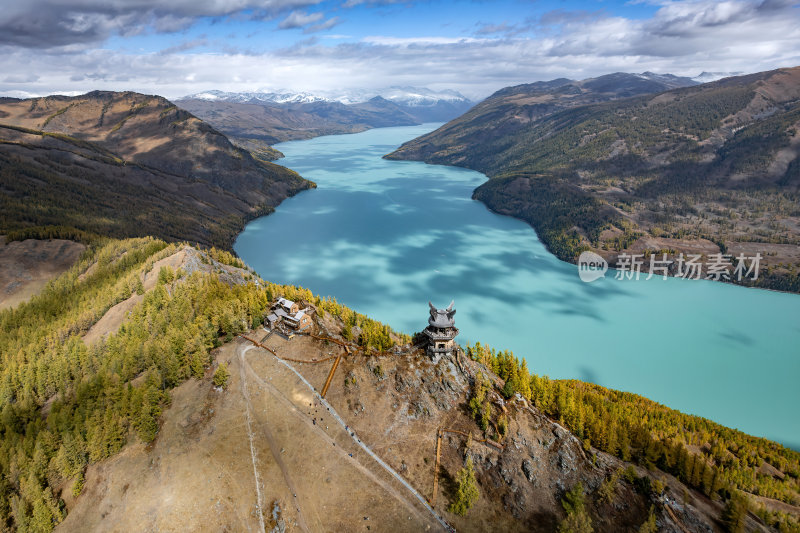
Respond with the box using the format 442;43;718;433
235;124;800;449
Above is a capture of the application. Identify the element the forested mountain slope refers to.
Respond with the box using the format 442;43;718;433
0;91;312;248
387;68;800;292
385;72;698;171
0;238;798;532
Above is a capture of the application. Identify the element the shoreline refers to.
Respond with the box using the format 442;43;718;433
234;125;800;451
475;198;800;296
383;149;800;295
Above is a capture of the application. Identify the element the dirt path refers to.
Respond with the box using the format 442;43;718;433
242;349;436;528
240;341;451;531
238;345;311;533
237;346;268;533
56;344;268;533
59;337;450;532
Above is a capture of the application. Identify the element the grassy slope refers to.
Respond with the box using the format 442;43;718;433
0;238;403;531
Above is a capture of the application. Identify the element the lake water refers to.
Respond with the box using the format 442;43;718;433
235;124;800;449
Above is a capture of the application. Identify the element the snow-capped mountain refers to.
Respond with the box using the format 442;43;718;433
635;71;699;88
182;86;471;107
692;71;744;83
320;86;471;107
185;89;328;104
179;86;474;124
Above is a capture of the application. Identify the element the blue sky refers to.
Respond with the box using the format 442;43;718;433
1;0;799;99
104;1;660;55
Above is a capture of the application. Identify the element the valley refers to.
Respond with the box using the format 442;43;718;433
2;0;800;530
176;87;473;158
234;124;800;451
1;82;799;533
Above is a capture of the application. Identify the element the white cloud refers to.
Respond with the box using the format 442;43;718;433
278;10;324;29
0;0;323;47
0;0;798;101
3;74;40;83
361;36;486;46
304;16;342;33
342;0;405;7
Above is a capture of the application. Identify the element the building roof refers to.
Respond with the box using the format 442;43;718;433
276;297;295;311
423;327;458;340
272;305;308;324
428;300;456;328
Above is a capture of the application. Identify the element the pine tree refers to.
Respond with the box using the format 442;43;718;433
638;506;657;533
448;456;479;516
618;426;631;461
721;492;748;533
213;363;230;389
709;466;723;499
557;482;593;533
468;373;491;431
691;455;704;488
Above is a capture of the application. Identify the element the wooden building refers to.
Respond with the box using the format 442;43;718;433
266;297;313;332
423;301;459;361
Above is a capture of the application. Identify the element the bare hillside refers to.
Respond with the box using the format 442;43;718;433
0;236;85;311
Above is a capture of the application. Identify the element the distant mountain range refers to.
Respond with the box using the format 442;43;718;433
184;86;471;108
387;68;800;292
176;86;474;152
0;91;311;247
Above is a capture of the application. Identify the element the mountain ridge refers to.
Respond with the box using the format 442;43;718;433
0;90;313;248
176;86;474;150
386;67;800;292
385;71;701;171
182;85;472;107
1;237;798;532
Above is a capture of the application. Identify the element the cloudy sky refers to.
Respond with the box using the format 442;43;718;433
1;0;799;100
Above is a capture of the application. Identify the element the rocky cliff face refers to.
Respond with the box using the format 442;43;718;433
296;315;747;532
